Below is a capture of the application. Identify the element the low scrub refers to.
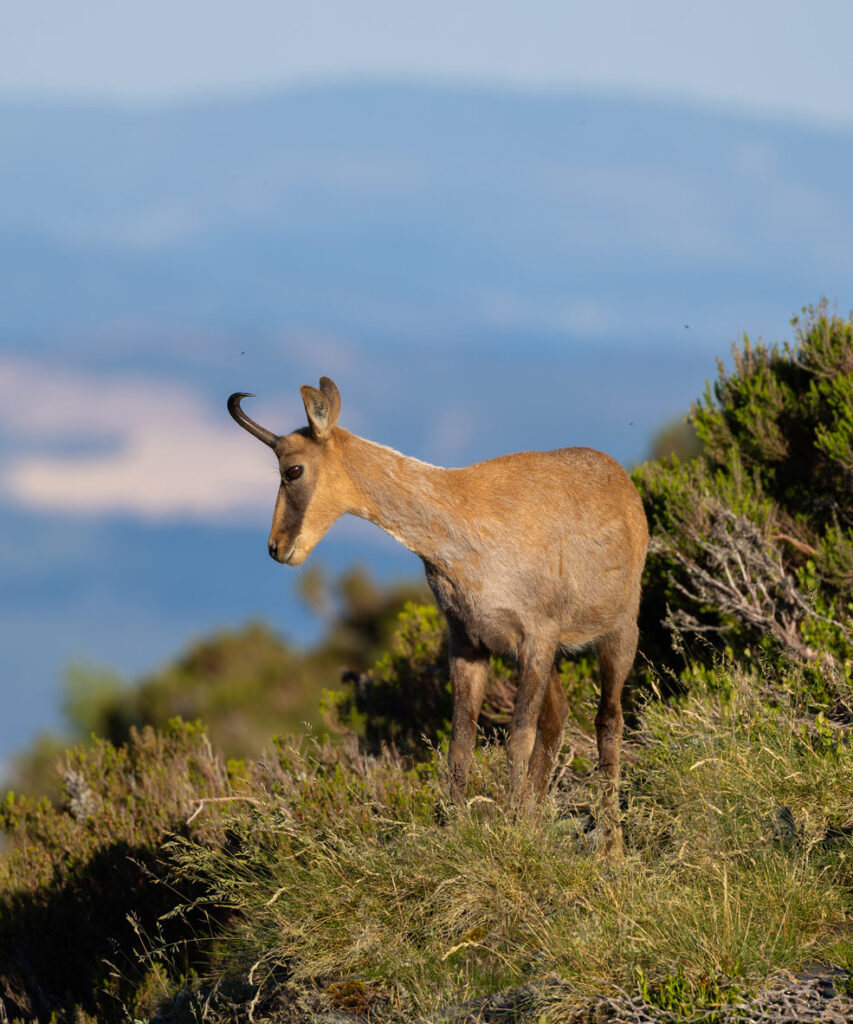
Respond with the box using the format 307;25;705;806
0;720;232;1021
6;664;847;1021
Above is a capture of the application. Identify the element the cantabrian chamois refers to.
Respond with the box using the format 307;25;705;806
228;378;648;843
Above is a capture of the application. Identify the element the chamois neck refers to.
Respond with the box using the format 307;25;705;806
339;430;450;561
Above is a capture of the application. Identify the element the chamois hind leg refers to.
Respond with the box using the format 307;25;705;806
447;625;488;806
528;665;569;804
507;645;557;815
595;618;638;856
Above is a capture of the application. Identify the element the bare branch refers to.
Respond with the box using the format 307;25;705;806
186;795;264;825
655;502;851;662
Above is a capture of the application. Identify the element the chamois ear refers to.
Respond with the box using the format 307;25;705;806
300;384;334;441
318;376;341;425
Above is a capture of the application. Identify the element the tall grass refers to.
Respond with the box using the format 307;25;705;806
167;669;852;1019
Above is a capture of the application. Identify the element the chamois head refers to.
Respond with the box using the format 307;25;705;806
228;376;350;566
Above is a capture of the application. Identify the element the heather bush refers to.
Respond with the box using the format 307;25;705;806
0;720;231;1021
634;302;853;702
695;301;853;526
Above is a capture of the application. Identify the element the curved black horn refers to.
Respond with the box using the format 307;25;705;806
227;393;278;448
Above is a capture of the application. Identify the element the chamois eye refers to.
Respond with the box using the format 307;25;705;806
284;465;303;482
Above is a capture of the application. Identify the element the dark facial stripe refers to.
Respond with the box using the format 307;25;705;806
277;465;317;543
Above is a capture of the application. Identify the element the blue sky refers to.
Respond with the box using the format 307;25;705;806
3;0;853;124
1;4;853;771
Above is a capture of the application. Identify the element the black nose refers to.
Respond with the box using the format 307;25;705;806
268;541;277;559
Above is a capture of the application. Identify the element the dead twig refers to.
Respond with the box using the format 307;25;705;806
186;795;264;825
657;504;851;662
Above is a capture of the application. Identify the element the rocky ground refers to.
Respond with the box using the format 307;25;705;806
431;967;853;1024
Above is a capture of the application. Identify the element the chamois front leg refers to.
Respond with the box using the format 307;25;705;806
447;625;488;806
506;646;557;815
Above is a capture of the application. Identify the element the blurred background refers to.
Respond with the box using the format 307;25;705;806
2;0;853;775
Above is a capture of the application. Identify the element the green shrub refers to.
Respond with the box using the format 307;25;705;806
694;301;853;531
0;720;231;1021
325;601;600;757
323;601;451;754
634;302;853;695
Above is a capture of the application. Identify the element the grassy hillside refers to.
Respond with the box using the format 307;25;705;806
1;304;851;1022
164;670;850;1020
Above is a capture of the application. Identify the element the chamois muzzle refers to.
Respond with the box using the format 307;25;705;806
227;393;278;448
